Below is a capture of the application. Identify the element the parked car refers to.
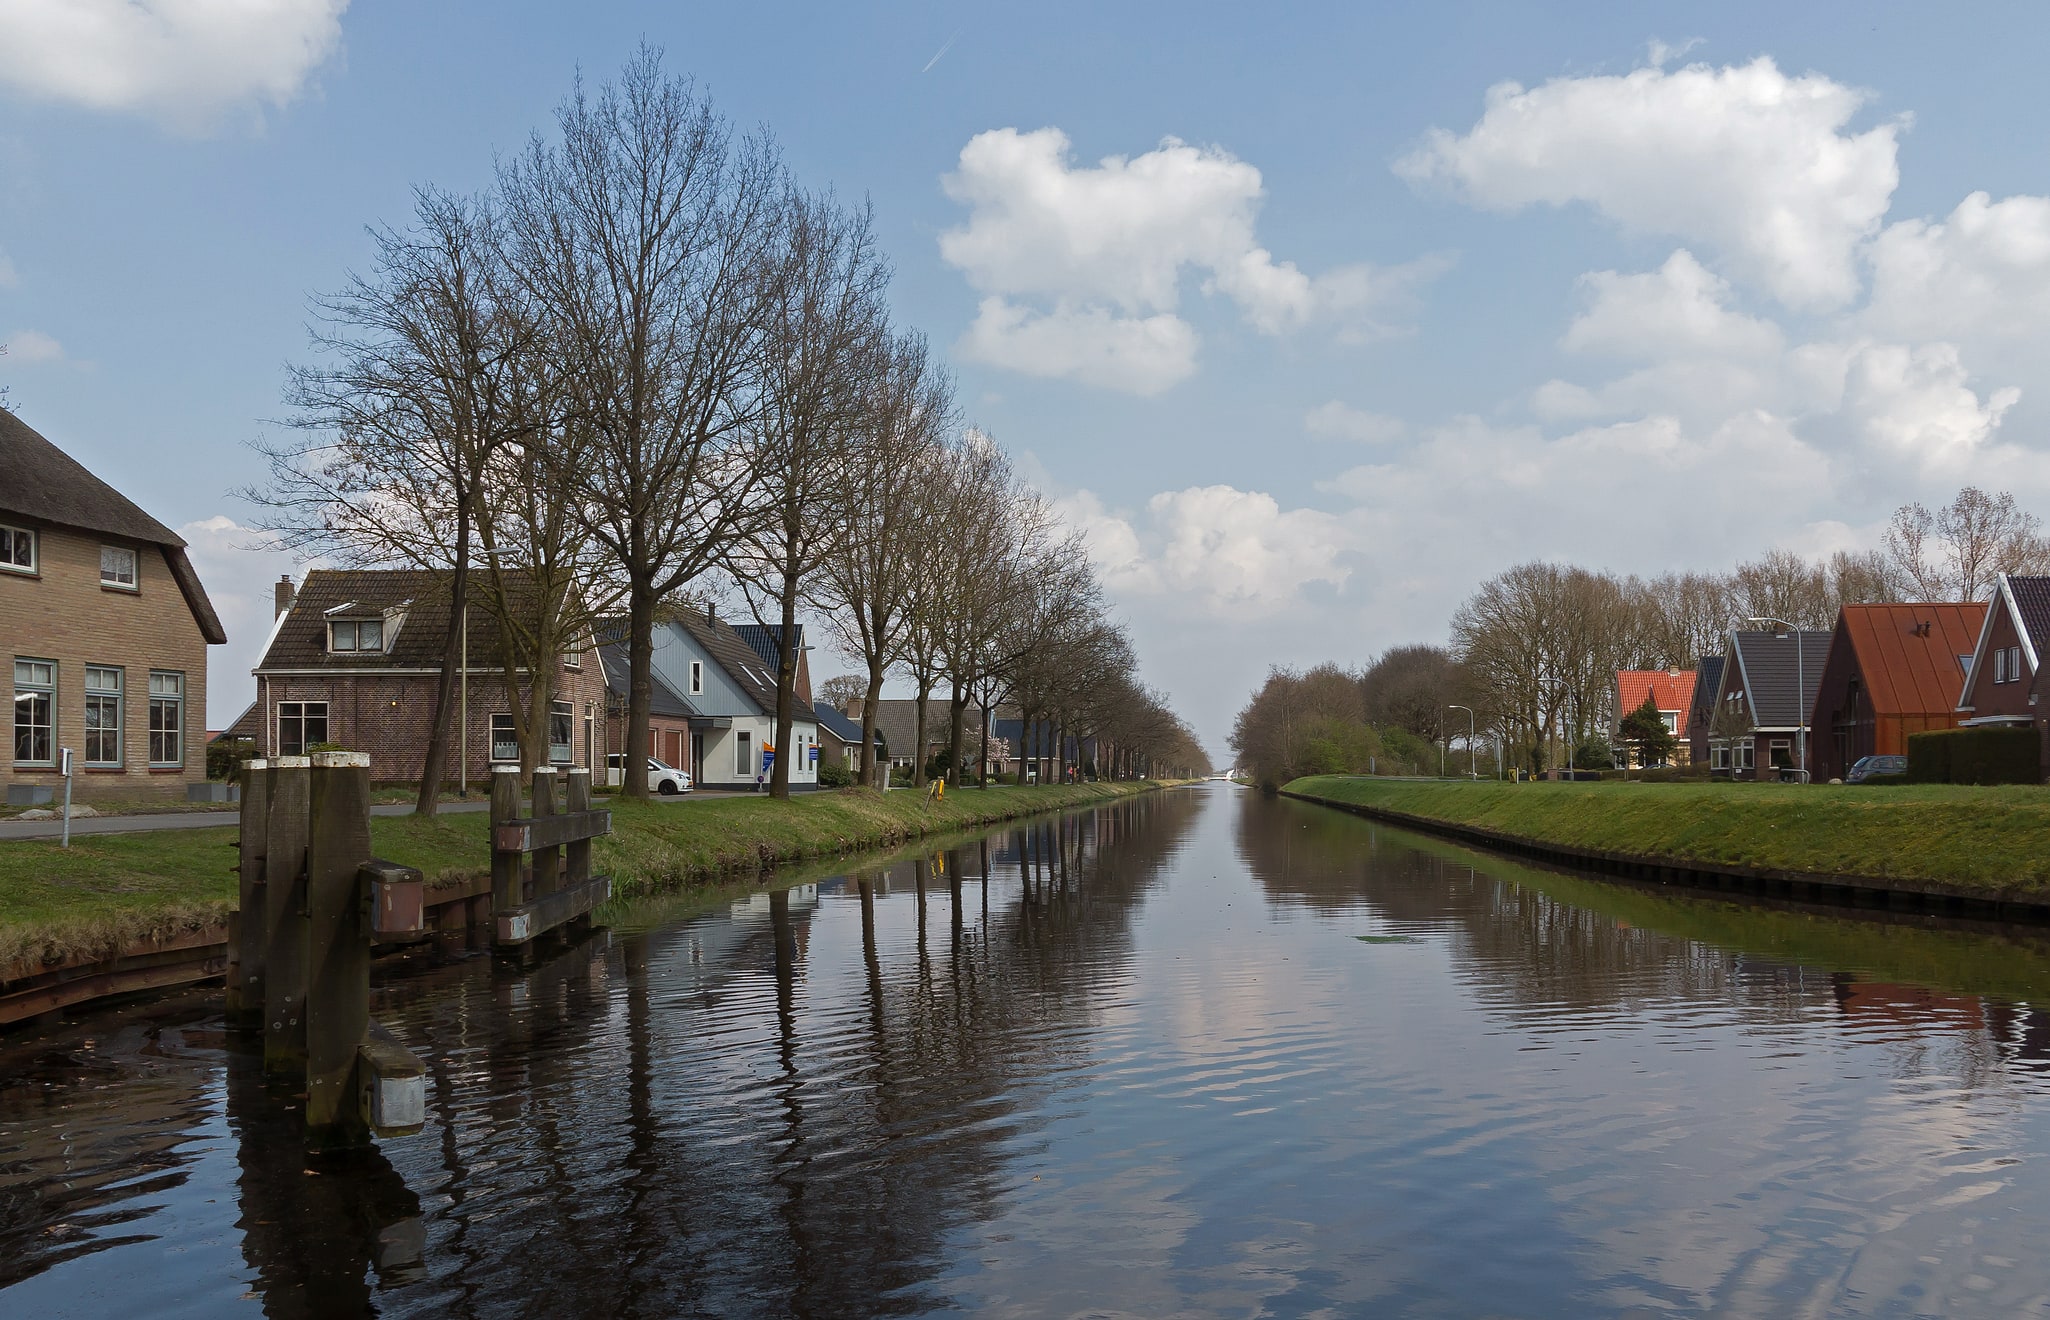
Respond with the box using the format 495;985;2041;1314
606;753;693;795
1844;754;1908;784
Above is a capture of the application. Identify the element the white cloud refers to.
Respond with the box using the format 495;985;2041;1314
4;328;62;363
1058;484;1354;614
1865;191;2050;341
0;0;348;130
957;297;1198;396
941;126;1436;389
1399;57;1902;309
1833;341;2020;475
1562;250;1783;361
1304;400;1406;444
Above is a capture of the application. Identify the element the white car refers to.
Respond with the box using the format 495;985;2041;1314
607;754;693;795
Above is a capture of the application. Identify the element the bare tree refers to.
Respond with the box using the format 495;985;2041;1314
817;674;866;712
499;46;780;798
1885;487;2050;602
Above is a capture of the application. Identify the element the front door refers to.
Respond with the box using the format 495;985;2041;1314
691;733;705;785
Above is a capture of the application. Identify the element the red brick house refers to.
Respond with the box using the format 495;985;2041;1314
1686;654;1724;767
1957;573;2050;770
1808;601;1985;782
1706;628;1831;779
3;410;225;804
1612;668;1695;766
251;568;606;783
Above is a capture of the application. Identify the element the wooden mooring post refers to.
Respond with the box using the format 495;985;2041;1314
225;759;271;1032
493;764;612;951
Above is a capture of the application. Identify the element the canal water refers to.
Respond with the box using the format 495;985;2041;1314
10;785;2050;1316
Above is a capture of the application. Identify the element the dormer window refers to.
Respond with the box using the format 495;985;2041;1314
330;618;384;653
100;545;137;589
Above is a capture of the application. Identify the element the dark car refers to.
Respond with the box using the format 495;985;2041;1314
1844;754;1908;784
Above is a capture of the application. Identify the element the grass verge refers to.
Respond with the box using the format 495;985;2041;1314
0;781;1160;974
1282;776;2050;899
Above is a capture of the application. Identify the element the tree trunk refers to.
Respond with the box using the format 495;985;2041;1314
414;505;470;814
978;702;991;787
770;580;798;800
861;661;886;787
947;683;967;787
913;682;932;787
623;576;656;800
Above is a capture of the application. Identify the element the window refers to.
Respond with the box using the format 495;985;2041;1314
13;658;54;765
563;635;583;670
329;618;383;653
689;660;704;695
148;671;184;766
548;700;573;764
1710;741;1730;770
1768;739;1792;770
2012;646;2025;683
0;524;35;574
100;545;137;588
736;730;752;776
490;714;518;763
1660;711;1678;734
1738;742;1756;770
278;700;328;757
85;666;123;766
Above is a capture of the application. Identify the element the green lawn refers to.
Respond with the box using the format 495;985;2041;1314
1282;775;2050;897
0;781;1161;973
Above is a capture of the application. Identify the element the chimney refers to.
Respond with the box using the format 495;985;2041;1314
706;600;715;627
274;574;296;619
846;697;865;720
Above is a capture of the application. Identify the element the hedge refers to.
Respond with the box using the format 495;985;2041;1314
1906;725;2041;785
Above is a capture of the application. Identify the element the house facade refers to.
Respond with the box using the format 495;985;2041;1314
1956;573;2050;769
3;410;225;804
251;568;607;783
1809;601;1986;782
1705;628;1831;779
1686;654;1725;767
602;607;820;791
1612;669;1695;766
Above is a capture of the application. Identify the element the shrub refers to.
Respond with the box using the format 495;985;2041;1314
817;762;853;788
1907;726;2041;784
207;737;255;781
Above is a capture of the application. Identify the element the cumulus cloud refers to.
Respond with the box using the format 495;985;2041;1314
1833;341;2020;475
0;0;349;130
1304;400;1406;444
1864;191;2050;341
1562;250;1783;361
942;126;1437;391
1399;57;1902;309
3;328;63;363
1058;484;1354;614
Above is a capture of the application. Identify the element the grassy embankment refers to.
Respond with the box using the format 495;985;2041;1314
1282;775;2050;900
0;781;1160;972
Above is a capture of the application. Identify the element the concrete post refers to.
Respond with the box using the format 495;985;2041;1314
305;751;373;1150
263;756;311;1077
530;766;560;901
490;765;522;913
227;760;271;1033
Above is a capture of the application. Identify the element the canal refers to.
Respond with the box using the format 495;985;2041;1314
10;783;2050;1315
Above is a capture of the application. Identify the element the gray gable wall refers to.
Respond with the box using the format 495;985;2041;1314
648;620;757;717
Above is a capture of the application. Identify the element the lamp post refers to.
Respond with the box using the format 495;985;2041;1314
1747;616;1807;781
1448;704;1476;778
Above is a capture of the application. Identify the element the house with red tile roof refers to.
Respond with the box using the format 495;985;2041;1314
1612;668;1695;766
1807;601;1986;782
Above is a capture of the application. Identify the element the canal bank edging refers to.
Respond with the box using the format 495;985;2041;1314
1280;788;2050;923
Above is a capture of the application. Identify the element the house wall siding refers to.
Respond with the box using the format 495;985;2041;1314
3;526;211;801
1963;605;2034;719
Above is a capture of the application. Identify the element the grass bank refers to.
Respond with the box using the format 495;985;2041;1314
1281;776;2050;905
0;781;1162;974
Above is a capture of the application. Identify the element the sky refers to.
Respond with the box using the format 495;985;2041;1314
6;2;2050;756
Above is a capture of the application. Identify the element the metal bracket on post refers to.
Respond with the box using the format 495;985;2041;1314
361;858;426;940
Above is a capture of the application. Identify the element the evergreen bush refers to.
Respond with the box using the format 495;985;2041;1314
1906;726;2040;784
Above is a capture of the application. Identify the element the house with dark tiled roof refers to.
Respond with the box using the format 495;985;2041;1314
1706;628;1830;779
601;606;821;790
1957;574;2050;772
251;568;606;782
1808;602;1986;782
729;621;814;709
813;701;884;777
1612;669;1695;767
1686;654;1725;767
3;409;226;803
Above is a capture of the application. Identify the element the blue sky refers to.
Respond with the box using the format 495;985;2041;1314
6;2;2050;753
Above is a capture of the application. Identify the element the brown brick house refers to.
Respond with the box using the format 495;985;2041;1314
1957;573;2050;770
252;568;606;784
2;410;225;804
1808;601;1986;782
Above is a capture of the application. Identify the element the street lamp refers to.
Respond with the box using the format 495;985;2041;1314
1747;616;1808;781
1448;704;1476;778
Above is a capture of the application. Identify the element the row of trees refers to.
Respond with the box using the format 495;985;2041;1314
251;47;1204;806
1230;485;2050;785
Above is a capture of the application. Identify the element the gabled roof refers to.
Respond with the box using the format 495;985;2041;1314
0;408;227;644
1616;669;1696;735
1830;602;1986;717
868;698;983;757
1689;655;1726;721
674;609;816;723
731;622;803;671
598;643;698;719
1960;574;2050;705
254;567;581;672
1726;629;1831;729
814;703;881;747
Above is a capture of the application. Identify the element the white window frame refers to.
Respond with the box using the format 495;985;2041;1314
0;523;36;575
548;699;573;764
277;699;328;757
99;544;138;590
490;713;518;763
13;657;56;766
148;670;184;767
689;660;704;696
736;729;752;776
328;618;383;654
85;665;123;767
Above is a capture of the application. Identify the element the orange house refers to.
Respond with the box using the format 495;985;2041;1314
1807;601;1986;782
1613;668;1695;766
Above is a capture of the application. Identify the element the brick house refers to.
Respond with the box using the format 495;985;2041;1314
1956;573;2050;769
1612;668;1696;766
1705;627;1831;779
1808;601;1986;782
2;410;225;804
1686;654;1725;767
252;568;606;784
